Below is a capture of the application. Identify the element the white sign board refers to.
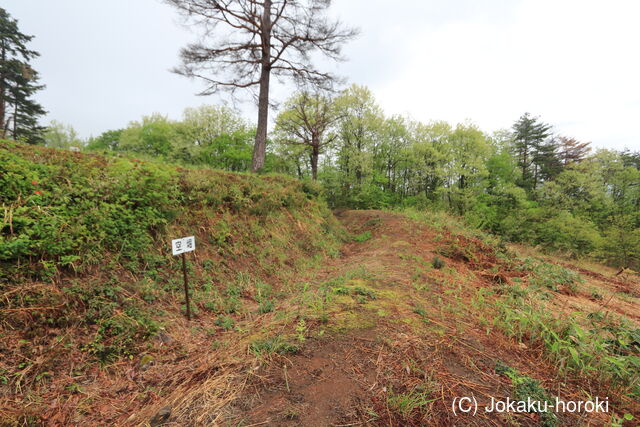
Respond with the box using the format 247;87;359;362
172;236;195;256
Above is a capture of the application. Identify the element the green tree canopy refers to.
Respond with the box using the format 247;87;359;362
44;120;83;150
119;114;177;158
274;91;339;180
0;7;46;143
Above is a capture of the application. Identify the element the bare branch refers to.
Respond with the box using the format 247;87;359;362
166;0;357;170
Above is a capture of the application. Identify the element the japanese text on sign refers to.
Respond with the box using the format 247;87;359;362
172;236;195;256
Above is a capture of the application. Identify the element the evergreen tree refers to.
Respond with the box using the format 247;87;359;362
0;8;46;143
511;113;552;191
532;136;562;185
620;149;640;170
165;0;357;172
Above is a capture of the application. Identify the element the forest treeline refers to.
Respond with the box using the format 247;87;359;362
43;84;640;269
2;5;638;268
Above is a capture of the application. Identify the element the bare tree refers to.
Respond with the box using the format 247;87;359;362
274;91;339;180
557;136;591;166
165;0;358;172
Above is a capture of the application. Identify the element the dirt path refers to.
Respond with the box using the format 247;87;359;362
232;210;624;426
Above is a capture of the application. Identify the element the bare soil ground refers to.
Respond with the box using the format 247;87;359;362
225;210;639;426
11;210;637;426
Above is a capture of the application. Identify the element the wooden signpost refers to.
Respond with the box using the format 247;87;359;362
172;236;195;320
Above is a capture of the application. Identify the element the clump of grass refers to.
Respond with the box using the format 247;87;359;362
258;299;275;314
412;305;431;324
589;287;603;301
495;292;640;398
387;388;435;418
282;408;300;420
352;286;376;299
332;285;376;301
295;318;307;342
364;217;382;227
249;336;299;356
529;262;581;293
431;256;445;269
333;286;350;295
496;283;529;300
495;361;558;426
214;315;235;330
353;230;372;243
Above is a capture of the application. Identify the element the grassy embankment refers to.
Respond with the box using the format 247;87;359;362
0;141;343;425
1;141;638;425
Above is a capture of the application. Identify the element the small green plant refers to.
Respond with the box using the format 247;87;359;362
387;388;434;418
611;413;635;427
283;408;300;420
333;286;350;295
529;262;581;293
295;318;307;342
431;256;445;269
224;284;242;313
254;280;272;299
353;230;372;243
352;286;376;300
495;361;558;426
249;336;299;356
332;285;376;301
412;305;429;323
590;287;603;300
258;299;275;314
215;315;235;330
202;259;216;272
65;382;83;394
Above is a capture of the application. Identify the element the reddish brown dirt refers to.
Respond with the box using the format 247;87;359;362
233;210;636;426
5;209;638;426
24;209;631;426
244;330;378;427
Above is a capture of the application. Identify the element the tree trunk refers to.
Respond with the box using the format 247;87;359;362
252;0;272;172
0;44;6;139
522;147;528;184
12;101;18;139
311;142;319;180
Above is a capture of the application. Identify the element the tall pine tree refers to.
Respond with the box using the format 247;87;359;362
511;113;553;191
0;8;46;144
532;136;561;185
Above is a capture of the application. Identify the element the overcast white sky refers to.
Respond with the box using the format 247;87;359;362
4;0;640;150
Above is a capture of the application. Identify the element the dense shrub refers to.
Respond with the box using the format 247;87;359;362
0;141;332;282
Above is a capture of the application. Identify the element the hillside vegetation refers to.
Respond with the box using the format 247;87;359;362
0;141;342;424
1;142;639;426
65;92;640;270
2;4;639;426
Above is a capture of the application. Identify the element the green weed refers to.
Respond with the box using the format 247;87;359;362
258;299;275;314
495;361;558;426
353;230;372;243
431;256;445;269
387;388;435;418
529;262;582;293
215;315;235;330
249;336;299;356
